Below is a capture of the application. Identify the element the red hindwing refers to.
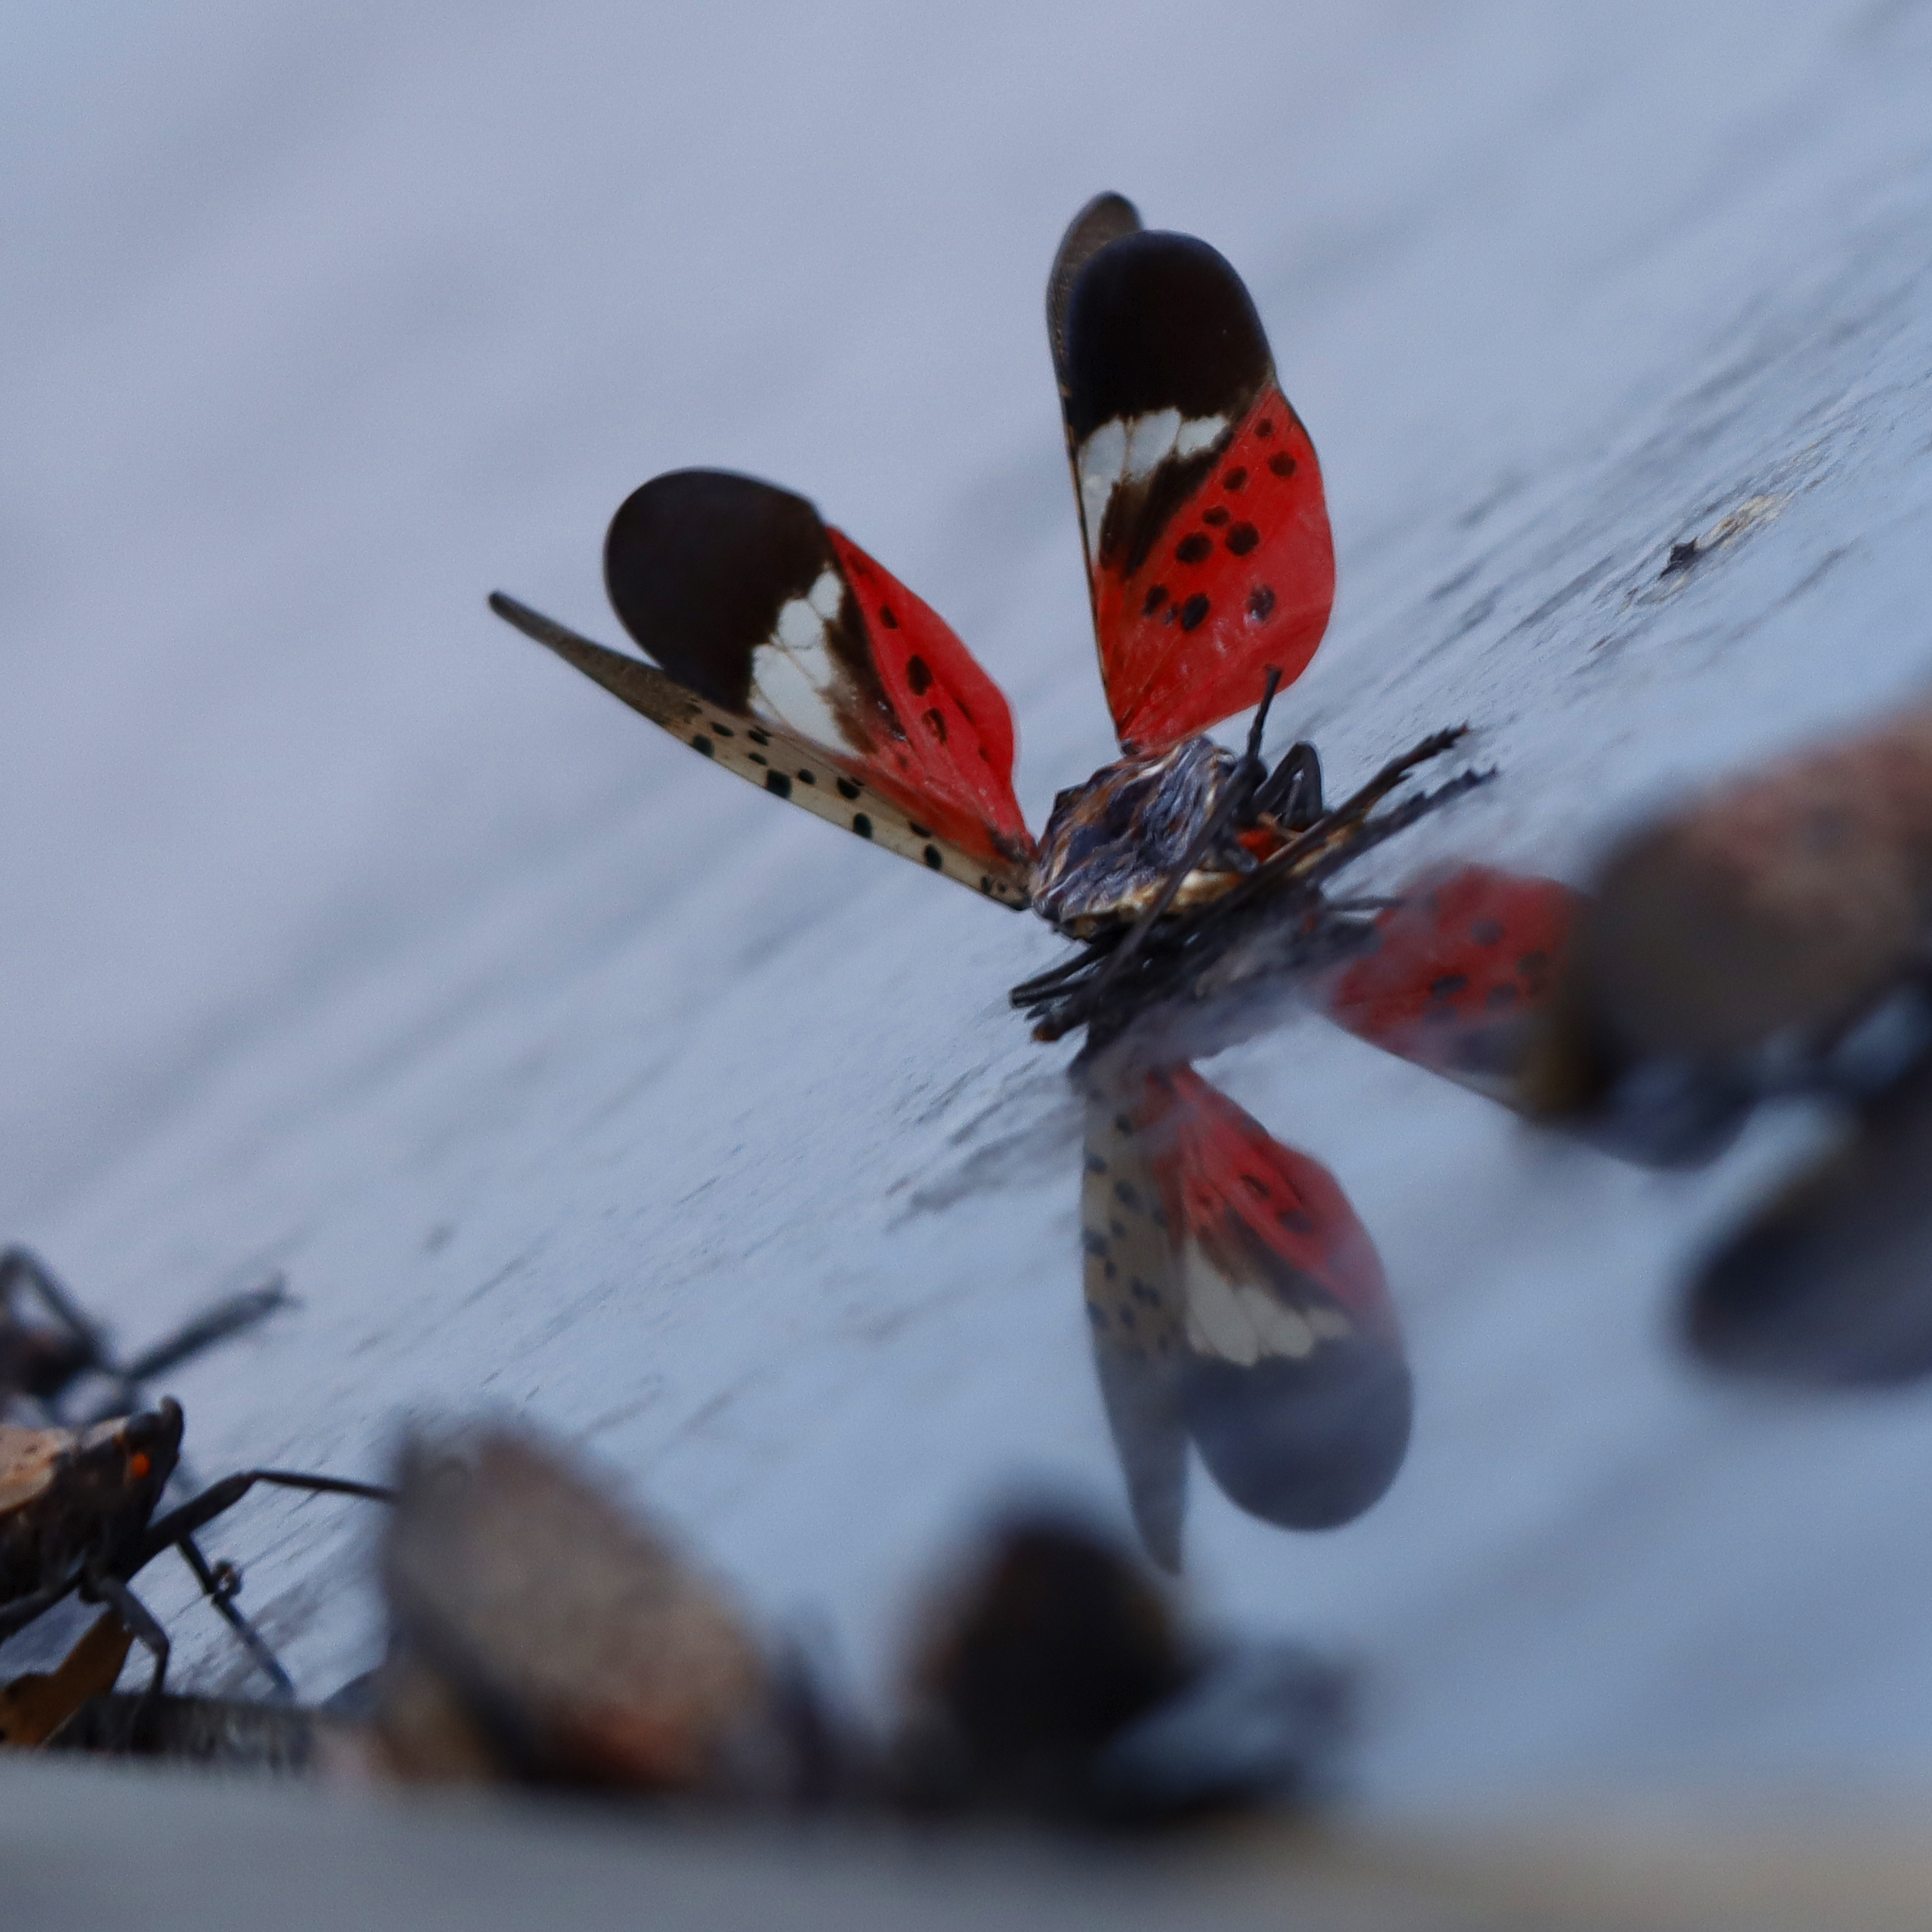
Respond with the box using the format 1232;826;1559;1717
821;528;1030;866
1050;198;1336;755
1134;1066;1394;1339
1088;389;1334;755
1323;865;1580;1098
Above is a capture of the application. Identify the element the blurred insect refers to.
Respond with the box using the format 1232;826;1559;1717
0;1245;289;1425
1686;1037;1932;1386
491;192;1483;1054
1526;695;1932;1161
1320;864;1585;1110
1078;1062;1408;1568
896;1513;1347;1823
376;1425;815;1798
0;1398;390;1732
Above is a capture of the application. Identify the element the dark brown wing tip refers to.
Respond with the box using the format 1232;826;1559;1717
1048;192;1144;401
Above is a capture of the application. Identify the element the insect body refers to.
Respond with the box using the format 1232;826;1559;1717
491;195;1478;1046
0;1399;389;1724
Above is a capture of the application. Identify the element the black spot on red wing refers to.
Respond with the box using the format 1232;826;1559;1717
852;813;873;838
1471;918;1504;946
765;771;792;799
1240;1172;1270;1198
923;707;949;744
1175;533;1213;564
1202;506;1231;528
1179;593;1211;631
1256;417;1274;437
692;736;715;758
1247;584;1276;621
836;777;861;800
878;604;899;629
1277;1208;1314;1233
1226;522;1259;555
603;470;832;711
1223;466;1248;491
1062;232;1272;441
923;844;944;870
1268;452;1297;478
1143;585;1169;615
906;655;933;695
1428;973;1470;998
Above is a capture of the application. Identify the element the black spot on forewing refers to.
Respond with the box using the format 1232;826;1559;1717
1179;594;1210;631
1175;534;1213;565
1247;585;1276;622
692;736;715;758
924;845;944;870
852;813;873;838
1226;523;1258;556
765;771;792;799
906;656;933;695
836;777;862;800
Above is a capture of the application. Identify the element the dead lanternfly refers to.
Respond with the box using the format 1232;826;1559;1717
0;1246;289;1424
489;193;1483;1052
1077;1062;1409;1569
376;1425;802;1798
1685;1041;1932;1387
0;1399;390;1731
1525;693;1932;1161
894;1512;1347;1823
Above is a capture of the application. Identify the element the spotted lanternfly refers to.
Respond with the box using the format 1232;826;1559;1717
1525;695;1932;1161
1078;1062;1408;1568
894;1512;1347;1823
0;1246;289;1424
1321;865;1584;1108
0;1399;390;1732
491;194;1481;1048
1686;1038;1932;1387
377;1425;801;1797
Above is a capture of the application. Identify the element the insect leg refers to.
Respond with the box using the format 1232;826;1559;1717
1253;743;1324;830
88;1572;171;1726
80;1277;292;1424
132;1467;395;1574
173;1533;297;1701
0;1246;109;1368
